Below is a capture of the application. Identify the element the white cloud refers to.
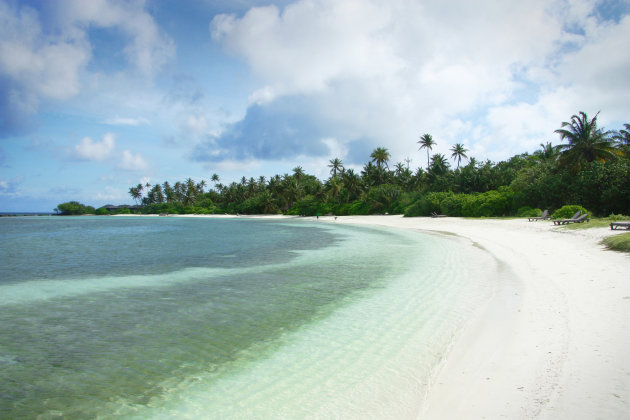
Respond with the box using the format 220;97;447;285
0;176;24;196
0;0;173;135
55;0;175;76
74;133;116;161
119;150;148;171
103;116;150;126
94;186;125;202
210;0;630;165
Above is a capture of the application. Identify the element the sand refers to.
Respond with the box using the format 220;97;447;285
316;215;630;419
115;213;630;418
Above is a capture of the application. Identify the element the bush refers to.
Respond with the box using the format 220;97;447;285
288;195;329;216
404;197;429;217
516;206;543;217
601;232;630;253
440;193;466;216
55;201;95;215
363;184;403;214
552;205;590;219
95;207;110;215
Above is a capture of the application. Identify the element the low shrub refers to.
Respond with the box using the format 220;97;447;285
516;206;543;217
552;205;590;220
404;196;430;217
601;232;630;253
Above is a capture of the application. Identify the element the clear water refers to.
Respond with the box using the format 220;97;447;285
0;216;499;419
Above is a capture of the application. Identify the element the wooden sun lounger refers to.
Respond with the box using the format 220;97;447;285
528;209;550;221
610;221;630;230
553;213;589;225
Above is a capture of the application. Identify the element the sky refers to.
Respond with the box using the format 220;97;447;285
1;0;629;212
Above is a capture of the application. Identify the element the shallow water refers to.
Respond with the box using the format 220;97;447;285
0;216;498;419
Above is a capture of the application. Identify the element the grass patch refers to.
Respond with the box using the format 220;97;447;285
561;214;630;230
601;232;630;253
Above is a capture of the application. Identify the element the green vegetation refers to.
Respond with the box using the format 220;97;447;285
552;205;591;220
57;111;630;218
54;201;95;215
601;233;630;253
561;214;630;230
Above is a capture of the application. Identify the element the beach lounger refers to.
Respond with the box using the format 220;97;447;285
610;221;630;230
553;213;589;225
431;212;447;218
528;209;550;221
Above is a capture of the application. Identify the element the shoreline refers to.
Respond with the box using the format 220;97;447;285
322;215;629;419
113;213;630;417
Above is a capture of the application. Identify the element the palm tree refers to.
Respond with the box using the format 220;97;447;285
370;147;390;169
614;123;630;155
342;169;361;201
450;143;469;169
327;176;343;204
163;181;175;203
554;111;618;172
429;153;450;176
292;166;305;199
417;133;436;168
328;158;344;178
533;142;559;162
184;178;197;206
129;186;142;204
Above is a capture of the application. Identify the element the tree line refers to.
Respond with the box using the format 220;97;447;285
58;112;630;217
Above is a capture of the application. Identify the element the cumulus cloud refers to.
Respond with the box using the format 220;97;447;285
119;149;148;171
0;2;89;135
192;100;331;162
207;0;630;166
0;0;173;137
55;0;175;75
74;133;116;161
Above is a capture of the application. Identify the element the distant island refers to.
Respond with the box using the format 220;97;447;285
57;112;629;218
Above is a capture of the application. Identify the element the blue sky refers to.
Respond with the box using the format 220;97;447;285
1;0;629;212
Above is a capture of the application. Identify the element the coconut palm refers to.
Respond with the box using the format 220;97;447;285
614;123;630;155
328;158;344;178
533;142;559;162
370;147;390;169
129;186;142;204
162;182;175;203
417;133;436;168
342;169;360;201
554;111;618;172
450;143;468;169
429;153;450;176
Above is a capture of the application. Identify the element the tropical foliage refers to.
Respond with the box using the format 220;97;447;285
55;201;95;215
60;112;628;218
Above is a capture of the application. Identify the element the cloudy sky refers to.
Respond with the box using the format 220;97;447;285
1;0;629;211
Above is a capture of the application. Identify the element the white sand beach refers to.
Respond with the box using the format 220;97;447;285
115;213;629;418
318;215;630;419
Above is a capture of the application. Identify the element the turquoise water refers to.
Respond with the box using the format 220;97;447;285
0;216;498;418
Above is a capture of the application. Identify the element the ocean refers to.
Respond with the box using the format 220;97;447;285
0;216;499;419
